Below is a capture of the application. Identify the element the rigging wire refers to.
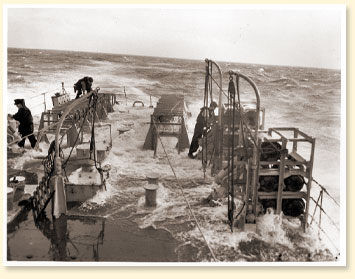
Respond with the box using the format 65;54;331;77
152;120;218;262
310;196;340;231
7;88;60;108
312;178;340;207
62;105;91;169
227;75;234;231
308;214;340;254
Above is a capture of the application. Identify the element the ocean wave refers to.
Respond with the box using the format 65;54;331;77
268;77;299;87
9;75;26;83
285;83;297;89
299;85;312;90
7;70;20;76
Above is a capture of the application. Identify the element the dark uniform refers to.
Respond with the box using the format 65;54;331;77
188;101;217;158
188;107;208;157
12;99;37;148
74;76;93;99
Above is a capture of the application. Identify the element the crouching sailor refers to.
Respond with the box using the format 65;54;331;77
9;99;37;148
74;76;93;99
188;101;217;159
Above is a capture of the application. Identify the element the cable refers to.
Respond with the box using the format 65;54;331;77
152;120;218;262
209;73;228;98
308;214;340;254
312;178;340;207
7;88;59;107
310;196;340;231
62;106;91;169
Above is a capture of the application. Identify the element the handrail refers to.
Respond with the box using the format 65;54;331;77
54;91;96;174
229;71;261;144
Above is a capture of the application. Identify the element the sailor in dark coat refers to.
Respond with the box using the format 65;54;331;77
188;101;217;158
11;99;37;148
74;76;93;99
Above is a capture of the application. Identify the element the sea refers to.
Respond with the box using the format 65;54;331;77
5;47;342;263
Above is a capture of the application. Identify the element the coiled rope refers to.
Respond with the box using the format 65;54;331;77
152;120;218;262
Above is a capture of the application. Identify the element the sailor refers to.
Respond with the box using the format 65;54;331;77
188;101;217;159
9;99;37;148
74;76;93;99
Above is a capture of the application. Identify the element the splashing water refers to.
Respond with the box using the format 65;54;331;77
6;48;341;262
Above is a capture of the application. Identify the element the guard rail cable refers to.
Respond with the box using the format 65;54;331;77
309;178;340;253
8;88;60;114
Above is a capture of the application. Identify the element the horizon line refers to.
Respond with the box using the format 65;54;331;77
7;46;340;71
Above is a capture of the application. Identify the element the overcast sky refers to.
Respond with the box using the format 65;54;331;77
6;5;344;69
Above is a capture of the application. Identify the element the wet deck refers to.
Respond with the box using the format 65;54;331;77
7;209;186;262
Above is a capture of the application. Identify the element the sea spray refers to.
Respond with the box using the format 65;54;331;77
6;48;342;262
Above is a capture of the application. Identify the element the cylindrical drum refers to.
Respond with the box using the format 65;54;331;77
282;199;305;217
259;176;278;192
144;184;158;207
144;173;159;207
260;199;277;213
284;175;305;192
260;142;281;162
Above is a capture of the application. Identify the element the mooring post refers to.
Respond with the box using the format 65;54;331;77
144;173;159;207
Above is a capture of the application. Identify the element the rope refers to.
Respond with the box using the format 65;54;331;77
62;107;91;169
209;74;228;98
89;93;106;190
201;62;211;177
152;120;218;262
230;77;237;231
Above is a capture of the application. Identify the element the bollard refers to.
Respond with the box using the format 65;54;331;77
144;173;159;207
146;173;159;185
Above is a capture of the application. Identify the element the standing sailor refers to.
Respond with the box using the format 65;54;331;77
74;76;93;99
10;99;37;148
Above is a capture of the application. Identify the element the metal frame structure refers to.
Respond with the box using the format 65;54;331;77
32;90;117;220
143;94;190;154
203;59;315;232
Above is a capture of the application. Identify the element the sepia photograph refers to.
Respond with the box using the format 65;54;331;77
3;4;345;265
